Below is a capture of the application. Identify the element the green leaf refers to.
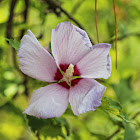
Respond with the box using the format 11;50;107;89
6;38;20;51
40;123;64;138
27;115;50;132
54;118;70;136
123;118;140;140
27;116;68;138
100;96;121;116
100;96;137;126
49;42;53;56
112;77;138;106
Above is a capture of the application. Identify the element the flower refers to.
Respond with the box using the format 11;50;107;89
17;22;111;119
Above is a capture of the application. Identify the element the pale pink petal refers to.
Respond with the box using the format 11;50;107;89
69;78;106;115
17;30;57;82
51;22;91;66
77;43;112;79
73;25;92;47
23;84;69;119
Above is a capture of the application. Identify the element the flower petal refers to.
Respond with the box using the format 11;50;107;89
23;83;69;119
17;30;57;82
51;22;91;66
73;25;92;47
69;78;106;115
77;43;112;79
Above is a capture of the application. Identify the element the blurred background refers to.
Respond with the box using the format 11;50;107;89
0;0;140;140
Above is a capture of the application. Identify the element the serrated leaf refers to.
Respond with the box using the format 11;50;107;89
6;38;20;51
54;118;70;136
100;97;137;125
27;116;67;138
100;96;121;116
40;123;64;138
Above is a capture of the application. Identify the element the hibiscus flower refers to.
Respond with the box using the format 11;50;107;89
17;22;111;119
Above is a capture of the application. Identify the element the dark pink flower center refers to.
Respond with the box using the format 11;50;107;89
54;64;82;89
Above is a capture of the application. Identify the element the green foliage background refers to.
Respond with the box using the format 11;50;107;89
0;0;140;140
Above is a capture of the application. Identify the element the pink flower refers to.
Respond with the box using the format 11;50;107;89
17;22;111;119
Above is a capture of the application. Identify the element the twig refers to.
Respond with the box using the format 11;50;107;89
6;0;21;99
6;0;17;38
36;131;41;140
20;0;29;38
6;0;30;99
18;0;30;97
22;75;29;96
131;112;140;120
6;0;21;73
95;0;99;43
113;0;117;69
107;128;120;140
46;0;95;45
6;0;22;74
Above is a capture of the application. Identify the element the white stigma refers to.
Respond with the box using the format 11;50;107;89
63;64;74;83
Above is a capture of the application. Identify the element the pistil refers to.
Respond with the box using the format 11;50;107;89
63;64;74;85
54;64;81;89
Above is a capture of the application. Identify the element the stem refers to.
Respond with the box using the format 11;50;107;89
36;131;41;140
113;0;117;69
95;0;99;43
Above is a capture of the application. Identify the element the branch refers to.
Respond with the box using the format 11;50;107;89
46;0;95;45
131;112;140;120
6;0;23;74
107;128;120;140
95;0;99;43
18;0;30;97
6;0;30;99
6;0;17;38
106;32;140;44
6;0;22;99
20;0;29;38
36;131;41;140
6;0;22;74
113;0;117;69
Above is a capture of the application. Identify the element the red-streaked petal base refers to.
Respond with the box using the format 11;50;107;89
54;64;82;89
